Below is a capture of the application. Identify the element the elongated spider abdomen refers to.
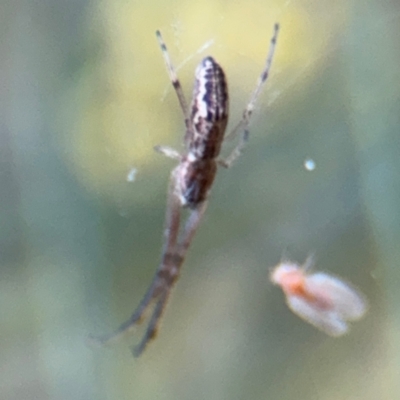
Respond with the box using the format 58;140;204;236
189;57;229;160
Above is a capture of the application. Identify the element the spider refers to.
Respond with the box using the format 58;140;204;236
91;24;279;357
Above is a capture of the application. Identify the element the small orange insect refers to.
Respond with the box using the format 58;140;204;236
270;259;368;336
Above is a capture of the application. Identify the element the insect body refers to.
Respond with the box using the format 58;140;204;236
270;260;368;336
92;25;279;356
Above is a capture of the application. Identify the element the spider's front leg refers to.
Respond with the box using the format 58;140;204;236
89;169;182;346
133;200;208;356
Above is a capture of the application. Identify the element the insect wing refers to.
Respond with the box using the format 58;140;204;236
286;294;349;336
305;272;368;321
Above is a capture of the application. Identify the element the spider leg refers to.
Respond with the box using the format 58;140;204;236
218;23;279;168
132;201;208;356
217;125;249;168
154;200;208;295
154;145;181;161
89;169;182;346
177;200;208;256
89;280;160;346
132;289;170;357
156;30;195;152
156;30;189;128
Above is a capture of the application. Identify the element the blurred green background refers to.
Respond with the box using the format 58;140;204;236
1;0;399;399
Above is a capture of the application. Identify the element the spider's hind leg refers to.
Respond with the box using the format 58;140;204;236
218;23;279;169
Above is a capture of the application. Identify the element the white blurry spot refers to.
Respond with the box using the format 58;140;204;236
304;158;316;171
126;167;137;182
267;89;281;106
270;260;368;336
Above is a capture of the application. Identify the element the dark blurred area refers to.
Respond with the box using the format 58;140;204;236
1;0;399;399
